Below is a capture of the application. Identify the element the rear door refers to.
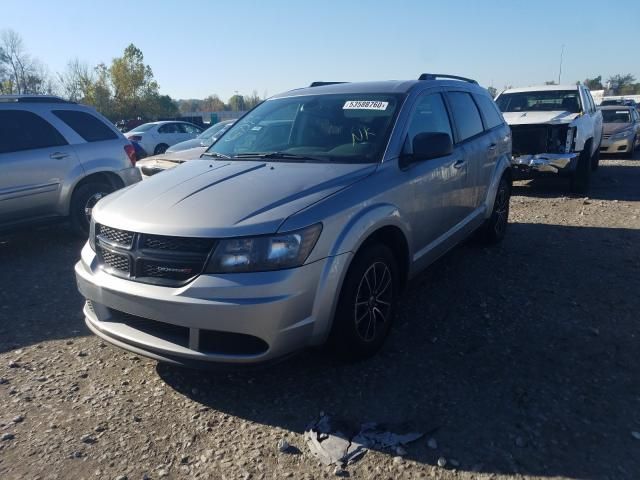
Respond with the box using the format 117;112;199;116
441;90;485;227
473;93;510;205
0;109;79;224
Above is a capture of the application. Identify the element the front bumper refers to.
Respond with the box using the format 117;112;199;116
600;137;634;154
75;242;350;365
510;152;578;175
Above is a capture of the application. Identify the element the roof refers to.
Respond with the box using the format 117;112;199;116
501;84;580;94
272;78;485;99
0;94;73;104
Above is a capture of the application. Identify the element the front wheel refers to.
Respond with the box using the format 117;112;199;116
477;173;511;244
330;244;399;361
70;181;114;237
570;146;592;194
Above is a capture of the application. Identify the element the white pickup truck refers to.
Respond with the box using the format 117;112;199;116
495;85;603;193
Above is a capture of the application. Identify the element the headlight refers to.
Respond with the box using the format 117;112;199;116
89;218;96;251
204;224;322;274
611;129;633;139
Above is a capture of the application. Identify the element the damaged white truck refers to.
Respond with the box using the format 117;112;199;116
495;85;603;193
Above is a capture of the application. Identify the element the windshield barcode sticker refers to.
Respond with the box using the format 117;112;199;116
343;100;388;110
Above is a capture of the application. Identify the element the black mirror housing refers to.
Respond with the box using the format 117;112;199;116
412;132;453;161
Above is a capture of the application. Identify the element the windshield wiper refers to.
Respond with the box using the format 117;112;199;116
232;152;327;162
201;151;231;159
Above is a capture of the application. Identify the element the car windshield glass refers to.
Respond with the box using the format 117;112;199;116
206;93;403;163
496;91;581;113
602;110;631;123
128;123;155;133
198;122;231;140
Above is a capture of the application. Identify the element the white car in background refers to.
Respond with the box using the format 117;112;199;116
125;121;203;156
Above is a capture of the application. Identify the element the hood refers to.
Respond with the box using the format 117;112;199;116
603;122;633;135
167;138;206;152
136;147;207;176
95;160;376;237
503;111;580;125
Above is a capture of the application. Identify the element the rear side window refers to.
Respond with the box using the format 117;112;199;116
158;123;179;134
474;94;505;130
447;92;484;142
0;110;67;154
53;110;118;142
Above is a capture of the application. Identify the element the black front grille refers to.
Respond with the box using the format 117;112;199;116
143;234;214;253
94;224;216;286
97;224;134;248
510;124;569;156
99;247;130;273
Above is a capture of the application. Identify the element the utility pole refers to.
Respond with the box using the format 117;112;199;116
558;44;565;84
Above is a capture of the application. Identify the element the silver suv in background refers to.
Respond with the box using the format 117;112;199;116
0;96;141;235
76;74;512;367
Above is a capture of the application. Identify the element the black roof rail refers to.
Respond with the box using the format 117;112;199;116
309;81;348;87
418;73;478;84
0;95;74;104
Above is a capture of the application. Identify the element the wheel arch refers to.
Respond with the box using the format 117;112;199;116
62;171;125;216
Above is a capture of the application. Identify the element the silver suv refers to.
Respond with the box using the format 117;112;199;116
75;75;513;366
0;95;141;235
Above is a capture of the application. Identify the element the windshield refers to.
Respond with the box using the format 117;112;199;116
496;91;582;113
207;93;403;163
602;109;631;123
128;123;155;133
198;121;232;140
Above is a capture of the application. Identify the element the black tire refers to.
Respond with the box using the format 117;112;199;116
330;244;399;361
570;144;592;194
69;181;114;237
154;144;169;155
591;144;601;171
477;173;511;244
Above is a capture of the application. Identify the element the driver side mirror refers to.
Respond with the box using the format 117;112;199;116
401;132;453;166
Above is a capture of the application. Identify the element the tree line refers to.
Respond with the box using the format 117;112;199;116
0;29;263;122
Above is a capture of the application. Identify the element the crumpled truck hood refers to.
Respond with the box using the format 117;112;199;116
503;111;580;125
94;160;376;237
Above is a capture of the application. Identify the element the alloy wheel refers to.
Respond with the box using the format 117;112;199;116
84;192;105;222
353;261;393;342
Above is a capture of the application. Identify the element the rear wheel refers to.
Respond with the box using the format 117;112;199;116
570;144;592;194
70;181;114;237
154;143;169;155
330;244;399;360
477;173;511;244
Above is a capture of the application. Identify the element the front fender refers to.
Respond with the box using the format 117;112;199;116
483;155;512;219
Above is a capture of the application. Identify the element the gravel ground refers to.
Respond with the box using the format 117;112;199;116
1;155;639;480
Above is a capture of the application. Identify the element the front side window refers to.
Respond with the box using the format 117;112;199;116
180;123;202;135
474;94;505;130
406;93;453;149
447;92;484;142
53;110;118;142
207;93;403;163
0;110;67;154
496;90;582;113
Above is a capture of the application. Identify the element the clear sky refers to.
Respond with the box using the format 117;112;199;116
3;0;639;100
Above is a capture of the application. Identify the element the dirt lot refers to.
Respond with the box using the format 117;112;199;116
1;155;639;480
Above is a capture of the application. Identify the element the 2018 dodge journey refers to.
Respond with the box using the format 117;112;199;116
75;74;513;366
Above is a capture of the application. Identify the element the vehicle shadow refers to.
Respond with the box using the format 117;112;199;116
158;222;640;479
0;224;87;353
513;155;640;202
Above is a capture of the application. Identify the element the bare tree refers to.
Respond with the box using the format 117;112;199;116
58;58;94;101
0;29;52;95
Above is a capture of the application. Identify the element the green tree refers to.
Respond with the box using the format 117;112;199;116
244;90;262;109
109;44;159;119
228;94;246;111
584;75;603;90
607;74;636;94
203;94;226;111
